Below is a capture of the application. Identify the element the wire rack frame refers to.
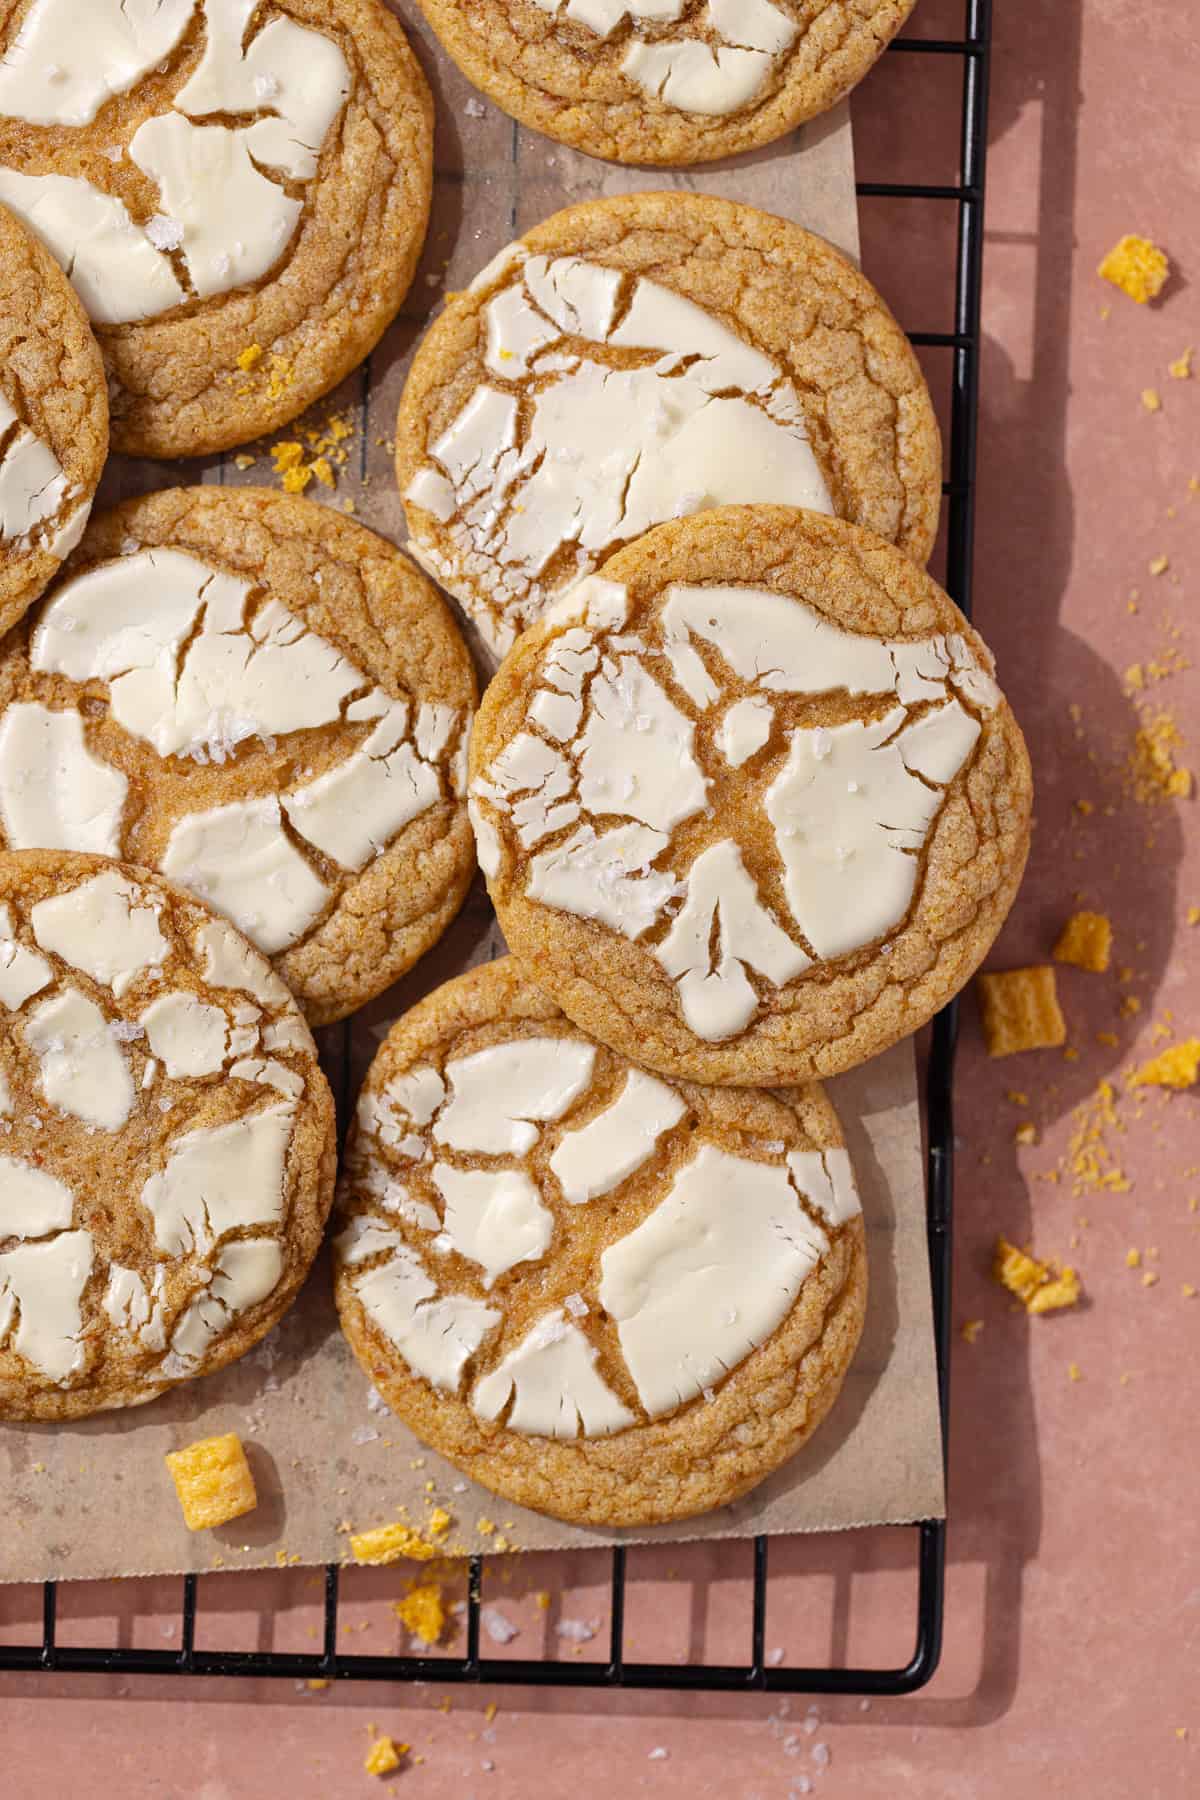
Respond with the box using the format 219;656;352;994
2;0;993;1695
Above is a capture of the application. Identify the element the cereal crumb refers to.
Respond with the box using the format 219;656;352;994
1014;1122;1039;1146
1149;554;1170;576
1126;1248;1142;1268
1068;1362;1083;1382
1054;910;1112;973
1131;1039;1200;1090
364;1736;406;1777
1169;347;1193;379
351;1522;439;1566
393;1582;446;1647
1098;234;1169;303
1142;387;1162;412
977;967;1067;1056
166;1433;257;1532
960;1318;984;1344
994;1238;1081;1313
236;344;264;371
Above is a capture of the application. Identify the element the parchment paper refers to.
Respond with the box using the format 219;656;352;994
0;4;945;1582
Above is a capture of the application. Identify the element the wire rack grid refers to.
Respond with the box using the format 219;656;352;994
2;0;993;1697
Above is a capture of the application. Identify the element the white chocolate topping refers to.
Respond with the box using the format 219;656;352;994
139;991;229;1079
25;987;135;1130
0;703;127;857
0;1156;74;1240
31;867;168;997
0;902;52;1010
0;0;192;127
549;1070;685;1205
161;796;331;954
0;1226;93;1382
787;1147;861;1227
597;1143;828;1417
0;166;186;325
430;1164;554;1289
139;1103;296;1256
471;1309;635;1439
351;1242;501;1393
0;392;76;550
434;1038;596;1155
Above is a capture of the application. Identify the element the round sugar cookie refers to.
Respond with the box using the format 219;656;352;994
0;848;336;1422
0;0;433;458
398;192;941;659
334;957;866;1527
470;506;1033;1086
413;0;915;167
0;202;107;636
0;487;478;1026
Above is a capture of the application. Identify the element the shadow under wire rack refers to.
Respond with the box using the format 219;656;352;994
3;0;993;1697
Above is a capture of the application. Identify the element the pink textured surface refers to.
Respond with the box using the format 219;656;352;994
2;1;1198;1793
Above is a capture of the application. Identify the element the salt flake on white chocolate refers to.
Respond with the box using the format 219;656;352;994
472;1308;635;1438
31;868;168;997
598;1142;828;1418
430;1164;554;1289
434;1037;595;1155
550;1069;686;1205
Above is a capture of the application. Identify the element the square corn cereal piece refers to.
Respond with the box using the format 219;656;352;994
166;1433;257;1531
993;1236;1048;1305
1098;234;1169;304
977;967;1067;1056
1053;910;1113;973
364;1737;406;1777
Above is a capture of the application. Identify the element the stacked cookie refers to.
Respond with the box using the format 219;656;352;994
0;1;1031;1531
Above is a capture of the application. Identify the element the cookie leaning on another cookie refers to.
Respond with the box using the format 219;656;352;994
0;849;336;1423
398;192;941;659
0;0;433;458
0;488;478;1026
470;506;1033;1086
334;958;866;1527
0;203;107;638
414;0;916;166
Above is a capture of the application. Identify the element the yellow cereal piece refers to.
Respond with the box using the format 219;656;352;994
1098;234;1169;304
1149;554;1169;576
1183;1284;1197;1299
281;467;312;495
476;1517;495;1537
1141;387;1162;413
1132;1039;1200;1090
364;1737;406;1777
1096;1030;1119;1047
535;1590;552;1611
351;1522;438;1566
1126;1248;1142;1268
960;1319;984;1344
1187;906;1200;926
271;441;305;472
1014;1122;1038;1146
484;1702;498;1723
306;1678;330;1691
1068;1361;1082;1382
310;456;335;489
977;967;1067;1057
1169;347;1193;379
166;1433;257;1531
1143;1271;1160;1288
236;343;263;371
393;1582;446;1647
994;1237;1081;1314
1053;910;1113;973
266;354;294;400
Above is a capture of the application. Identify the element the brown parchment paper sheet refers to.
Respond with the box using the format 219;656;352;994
0;5;945;1582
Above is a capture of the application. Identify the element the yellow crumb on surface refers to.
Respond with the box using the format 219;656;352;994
1067;1080;1131;1195
1098;234;1169;303
1183;1284;1197;1299
994;1237;1082;1314
476;1518;495;1537
1131;1039;1200;1090
1126;1248;1142;1268
1169;347;1193;379
1014;1122;1039;1146
166;1433;257;1532
236;343;263;371
266;354;294;399
1053;911;1113;973
1148;554;1170;577
1096;1030;1119;1047
306;1678;330;1691
1127;708;1193;802
1141;387;1162;412
233;452;256;471
535;1590;552;1611
428;1507;451;1538
977;967;1067;1056
1143;1271;1160;1288
484;1702;498;1723
960;1319;984;1344
1007;1089;1030;1105
1068;1362;1083;1382
393;1582;446;1647
364;1736;407;1777
351;1522;440;1566
1187;906;1200;926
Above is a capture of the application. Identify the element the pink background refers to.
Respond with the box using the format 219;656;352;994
2;1;1198;1793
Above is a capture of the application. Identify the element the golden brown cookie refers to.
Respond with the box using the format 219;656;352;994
0;848;336;1422
0;0;433;458
334;957;866;1527
398;192;941;658
413;0;915;166
470;506;1033;1086
0;487;477;1026
0;201;107;637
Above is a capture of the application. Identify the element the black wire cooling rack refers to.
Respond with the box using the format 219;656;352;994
2;0;993;1695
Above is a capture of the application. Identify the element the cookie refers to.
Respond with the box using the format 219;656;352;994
413;0;915;166
0;202;107;637
0;848;336;1422
0;0;433;458
470;506;1033;1086
0;488;477;1026
398;192;941;657
334;957;866;1527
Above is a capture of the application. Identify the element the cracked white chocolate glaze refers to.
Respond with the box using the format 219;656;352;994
0;849;334;1421
0;489;478;1024
333;957;867;1526
471;507;1032;1087
398;194;941;657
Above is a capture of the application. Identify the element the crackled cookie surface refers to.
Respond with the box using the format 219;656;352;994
0;202;107;637
0;0;432;457
414;0;915;165
398;193;940;658
0;849;335;1422
0;488;477;1025
334;957;866;1526
470;507;1033;1085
